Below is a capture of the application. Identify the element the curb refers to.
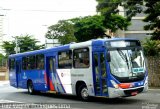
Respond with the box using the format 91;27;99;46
148;88;160;90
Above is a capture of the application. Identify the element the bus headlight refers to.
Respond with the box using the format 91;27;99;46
110;80;119;89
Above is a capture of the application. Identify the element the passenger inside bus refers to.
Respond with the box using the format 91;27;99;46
75;58;89;68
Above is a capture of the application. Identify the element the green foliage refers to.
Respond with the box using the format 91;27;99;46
143;0;160;40
96;0;160;40
73;15;106;42
46;15;108;43
2;35;44;55
2;41;16;55
46;0;137;43
45;20;77;45
96;0;122;15
122;0;160;40
17;35;44;52
142;39;160;56
103;14;131;32
0;53;7;67
0;53;4;60
46;14;131;43
122;0;144;20
96;0;143;20
96;0;131;32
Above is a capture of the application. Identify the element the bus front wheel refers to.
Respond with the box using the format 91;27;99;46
27;81;35;95
78;85;89;101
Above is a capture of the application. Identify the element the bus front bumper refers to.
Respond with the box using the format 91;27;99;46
108;85;148;98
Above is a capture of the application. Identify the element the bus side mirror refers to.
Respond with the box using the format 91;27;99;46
106;51;111;62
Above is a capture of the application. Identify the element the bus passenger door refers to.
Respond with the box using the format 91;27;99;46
16;60;21;88
46;56;56;91
93;52;108;96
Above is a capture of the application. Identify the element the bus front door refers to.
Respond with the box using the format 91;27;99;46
46;56;56;91
93;52;108;96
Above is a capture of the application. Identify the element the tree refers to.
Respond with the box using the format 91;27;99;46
121;0;160;40
122;1;144;20
0;53;7;67
96;0;143;20
46;16;109;43
2;35;44;55
142;39;160;56
96;0;160;40
73;15;107;42
96;0;131;32
143;0;160;40
45;20;77;45
2;41;15;55
102;14;130;32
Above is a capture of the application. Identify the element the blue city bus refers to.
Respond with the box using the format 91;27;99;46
8;38;148;100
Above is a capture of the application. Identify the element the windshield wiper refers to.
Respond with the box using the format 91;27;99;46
117;49;129;69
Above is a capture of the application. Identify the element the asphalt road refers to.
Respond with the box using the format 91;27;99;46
0;85;160;109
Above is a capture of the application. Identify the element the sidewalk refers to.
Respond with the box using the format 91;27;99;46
0;81;9;87
148;88;160;90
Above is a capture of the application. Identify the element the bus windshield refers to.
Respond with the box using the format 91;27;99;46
109;48;146;83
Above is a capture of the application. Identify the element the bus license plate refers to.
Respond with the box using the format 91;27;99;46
131;91;138;96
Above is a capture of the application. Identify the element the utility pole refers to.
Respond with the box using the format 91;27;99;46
13;36;20;54
42;25;48;48
15;36;18;54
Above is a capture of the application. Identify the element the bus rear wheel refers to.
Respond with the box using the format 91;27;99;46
27;81;35;95
78;85;89;101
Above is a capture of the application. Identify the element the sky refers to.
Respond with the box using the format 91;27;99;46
0;0;97;44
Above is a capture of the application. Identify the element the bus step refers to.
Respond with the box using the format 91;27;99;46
47;91;57;94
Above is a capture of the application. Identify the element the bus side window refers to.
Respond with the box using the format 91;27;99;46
58;50;72;69
9;58;15;70
73;48;90;68
36;54;44;70
29;56;36;69
26;57;30;70
22;57;27;70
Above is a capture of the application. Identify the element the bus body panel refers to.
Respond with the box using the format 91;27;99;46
8;38;148;98
9;70;17;87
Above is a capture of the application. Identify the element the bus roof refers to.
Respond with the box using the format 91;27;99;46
9;44;70;58
9;38;139;58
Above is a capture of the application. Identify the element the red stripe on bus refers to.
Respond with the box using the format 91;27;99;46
49;79;55;91
44;72;48;85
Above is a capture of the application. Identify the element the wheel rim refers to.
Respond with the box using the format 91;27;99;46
81;88;89;99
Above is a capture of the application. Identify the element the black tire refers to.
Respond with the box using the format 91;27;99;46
78;84;89;101
27;81;35;95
